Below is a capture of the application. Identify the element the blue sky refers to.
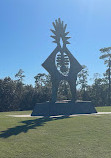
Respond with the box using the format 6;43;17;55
0;0;111;85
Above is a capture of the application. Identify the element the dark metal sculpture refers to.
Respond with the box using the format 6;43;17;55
31;18;97;116
42;18;82;102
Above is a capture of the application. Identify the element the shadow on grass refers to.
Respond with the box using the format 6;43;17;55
0;115;69;138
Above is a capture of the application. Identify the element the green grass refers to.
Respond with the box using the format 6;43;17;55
96;106;111;112
0;107;111;158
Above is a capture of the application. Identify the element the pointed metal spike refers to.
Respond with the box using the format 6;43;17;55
52;22;56;29
53;41;57;43
62;21;64;27
55;19;58;26
58;18;61;24
50;29;56;35
66;41;70;44
50;35;56;40
65;37;71;40
64;24;67;31
65;32;69;36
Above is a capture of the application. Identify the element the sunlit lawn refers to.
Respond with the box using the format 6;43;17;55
0;106;111;158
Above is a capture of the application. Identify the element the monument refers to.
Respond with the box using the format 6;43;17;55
31;18;97;116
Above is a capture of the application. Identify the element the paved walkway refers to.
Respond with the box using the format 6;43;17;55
7;112;111;118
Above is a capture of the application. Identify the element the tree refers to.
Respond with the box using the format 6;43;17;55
0;77;18;111
15;69;25;82
34;73;48;87
20;84;35;110
34;73;52;102
99;47;111;105
34;73;51;89
77;65;89;100
57;80;71;100
90;77;107;106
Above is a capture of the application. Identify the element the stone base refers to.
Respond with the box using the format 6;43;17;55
31;101;97;116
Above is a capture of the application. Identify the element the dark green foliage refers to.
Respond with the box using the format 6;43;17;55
99;47;111;106
0;77;17;111
0;73;52;111
34;73;52;102
57;80;71;100
15;69;25;82
77;65;89;101
0;69;111;112
87;78;108;106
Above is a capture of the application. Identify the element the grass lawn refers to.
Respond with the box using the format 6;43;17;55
96;106;111;112
0;107;111;158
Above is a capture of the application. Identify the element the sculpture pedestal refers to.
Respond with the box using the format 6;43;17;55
31;101;97;116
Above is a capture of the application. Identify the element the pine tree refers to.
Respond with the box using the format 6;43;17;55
99;47;111;106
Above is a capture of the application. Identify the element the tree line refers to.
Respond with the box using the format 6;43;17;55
0;47;111;112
